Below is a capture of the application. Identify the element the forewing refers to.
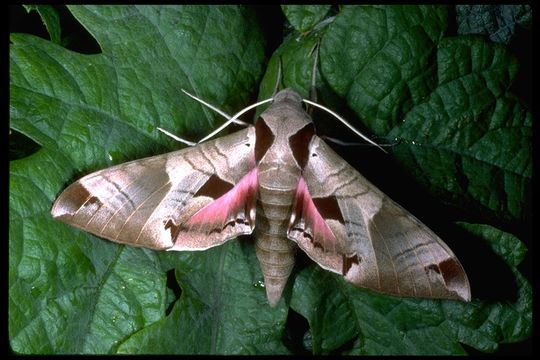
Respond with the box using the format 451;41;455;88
52;127;258;251
288;136;470;301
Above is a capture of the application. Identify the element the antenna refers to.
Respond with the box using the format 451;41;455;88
302;99;387;153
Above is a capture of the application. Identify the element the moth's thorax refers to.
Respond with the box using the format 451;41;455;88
255;89;315;181
255;90;312;204
259;89;311;137
260;92;311;135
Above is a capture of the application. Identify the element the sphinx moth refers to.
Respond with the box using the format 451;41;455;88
51;89;470;306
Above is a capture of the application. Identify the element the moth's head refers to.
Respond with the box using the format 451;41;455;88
257;88;313;130
273;88;303;103
254;89;315;167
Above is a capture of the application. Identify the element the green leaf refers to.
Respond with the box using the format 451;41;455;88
281;5;331;33
320;5;449;133
10;5;266;354
312;5;530;223
258;32;321;101
291;222;531;355
23;5;62;45
456;5;532;44
455;223;527;269
388;36;531;222
117;242;290;354
455;223;531;344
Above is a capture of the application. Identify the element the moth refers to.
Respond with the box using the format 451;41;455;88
51;89;471;306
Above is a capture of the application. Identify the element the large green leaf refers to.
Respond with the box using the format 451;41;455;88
117;241;290;354
291;221;531;354
10;5;270;354
388;36;530;222
10;5;531;355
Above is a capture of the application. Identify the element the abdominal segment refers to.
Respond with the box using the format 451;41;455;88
254;181;297;307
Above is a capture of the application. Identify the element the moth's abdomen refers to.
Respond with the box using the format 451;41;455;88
254;234;295;307
254;181;297;307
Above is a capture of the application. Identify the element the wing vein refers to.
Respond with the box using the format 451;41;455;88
117;179;172;243
98;174;141;233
